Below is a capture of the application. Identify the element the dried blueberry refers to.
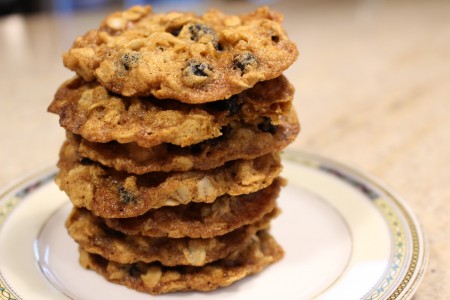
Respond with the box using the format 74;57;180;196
120;52;140;71
233;52;258;74
118;186;135;204
185;60;211;77
188;23;219;49
258;117;277;134
188;24;214;41
182;60;213;86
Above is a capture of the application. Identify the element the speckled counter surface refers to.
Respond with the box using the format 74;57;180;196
0;0;449;298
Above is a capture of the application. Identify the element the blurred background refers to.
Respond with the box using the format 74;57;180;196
4;0;272;15
0;0;196;14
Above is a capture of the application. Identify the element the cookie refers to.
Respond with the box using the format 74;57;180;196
48;75;293;147
79;229;283;294
67;109;299;174
66;207;277;266
105;177;283;238
56;141;281;218
63;5;298;103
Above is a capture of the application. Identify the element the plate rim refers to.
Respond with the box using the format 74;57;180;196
0;166;57;300
282;150;428;300
0;150;428;300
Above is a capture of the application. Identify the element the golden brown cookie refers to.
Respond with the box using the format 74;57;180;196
63;5;298;103
66;207;277;266
48;75;293;147
56;141;282;218
67;109;299;174
79;229;283;294
105;177;283;238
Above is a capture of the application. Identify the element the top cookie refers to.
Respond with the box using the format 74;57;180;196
63;5;298;103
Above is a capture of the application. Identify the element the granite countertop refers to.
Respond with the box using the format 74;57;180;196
0;0;449;298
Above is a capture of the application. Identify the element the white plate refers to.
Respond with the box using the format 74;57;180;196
0;151;427;300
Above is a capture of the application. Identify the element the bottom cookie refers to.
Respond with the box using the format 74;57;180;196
79;230;284;295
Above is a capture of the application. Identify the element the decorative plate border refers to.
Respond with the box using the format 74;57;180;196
283;151;427;300
0;169;56;300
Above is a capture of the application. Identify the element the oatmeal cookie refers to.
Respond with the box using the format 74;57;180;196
63;5;298;103
67;109;299;174
66;207;277;266
79;230;283;295
105;177;283;238
56;141;281;218
48;75;293;147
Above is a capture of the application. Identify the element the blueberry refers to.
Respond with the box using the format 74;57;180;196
233;52;258;74
120;52;140;71
188;23;219;49
185;60;211;77
188;24;214;41
118;186;135;204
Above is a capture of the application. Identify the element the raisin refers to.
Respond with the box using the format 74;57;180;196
233;52;258;74
79;157;94;165
188;23;219;49
258;117;277;134
185;60;211;77
271;35;280;43
120;52;140;71
118;186;135;204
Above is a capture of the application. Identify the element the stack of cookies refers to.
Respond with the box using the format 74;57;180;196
48;5;299;295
